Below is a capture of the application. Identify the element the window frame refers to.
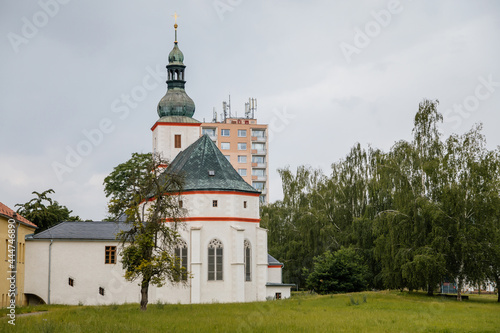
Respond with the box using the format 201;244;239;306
238;155;247;163
174;134;181;148
238;142;247;150
208;239;223;281
238;168;247;177
174;240;188;281
238;129;247;137
221;129;230;137
221;142;230;150
105;246;116;264
244;240;251;281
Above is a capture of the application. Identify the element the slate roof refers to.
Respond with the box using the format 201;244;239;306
0;202;37;228
26;221;130;241
268;254;284;266
156;115;200;124
163;135;260;194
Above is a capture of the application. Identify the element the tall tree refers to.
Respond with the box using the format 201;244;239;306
439;125;500;300
16;189;81;233
103;152;187;310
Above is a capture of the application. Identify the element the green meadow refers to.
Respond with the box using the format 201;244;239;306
1;291;499;332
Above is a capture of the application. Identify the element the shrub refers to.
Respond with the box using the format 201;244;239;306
305;247;370;294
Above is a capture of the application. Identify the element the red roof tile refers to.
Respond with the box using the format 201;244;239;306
0;202;37;228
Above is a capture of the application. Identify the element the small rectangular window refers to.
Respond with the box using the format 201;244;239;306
68;278;74;287
221;142;230;150
212;200;218;207
179;200;183;208
105;246;116;264
221;129;230;136
99;287;105;296
238;129;247;137
238;143;247;150
238;169;247;177
275;292;281;300
174;135;181;148
238;155;247;163
243;201;247;208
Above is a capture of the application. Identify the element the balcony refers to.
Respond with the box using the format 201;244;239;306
251;136;266;143
252;162;266;168
252;175;267;181
251;149;266;154
207;134;217;142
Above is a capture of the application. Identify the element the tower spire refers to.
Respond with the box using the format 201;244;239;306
157;13;196;119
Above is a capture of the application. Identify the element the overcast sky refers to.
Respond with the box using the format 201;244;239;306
1;0;499;220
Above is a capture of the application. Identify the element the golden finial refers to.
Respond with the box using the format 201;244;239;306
172;12;179;43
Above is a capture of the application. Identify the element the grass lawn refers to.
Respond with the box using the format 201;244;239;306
1;291;499;332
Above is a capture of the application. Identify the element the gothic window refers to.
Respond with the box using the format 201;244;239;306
244;240;251;281
208;239;223;281
174;240;188;281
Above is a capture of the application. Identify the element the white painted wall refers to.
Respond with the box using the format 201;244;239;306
24;219;283;305
152;123;200;162
267;267;282;284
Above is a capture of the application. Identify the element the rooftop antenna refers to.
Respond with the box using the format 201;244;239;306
245;100;250;118
222;101;227;122
212;107;217;122
228;94;232;118
248;97;257;119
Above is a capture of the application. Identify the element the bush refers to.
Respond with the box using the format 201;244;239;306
305;247;370;294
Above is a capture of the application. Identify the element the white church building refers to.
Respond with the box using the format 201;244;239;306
24;22;293;305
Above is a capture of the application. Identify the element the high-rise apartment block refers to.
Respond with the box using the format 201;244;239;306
201;110;269;204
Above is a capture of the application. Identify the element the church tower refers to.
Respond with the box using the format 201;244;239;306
151;19;201;162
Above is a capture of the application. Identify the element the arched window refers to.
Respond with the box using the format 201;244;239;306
174;239;188;281
208;239;223;281
244;240;251;281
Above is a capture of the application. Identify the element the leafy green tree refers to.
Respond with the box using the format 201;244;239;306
15;189;81;233
305;247;370;294
103;152;187;310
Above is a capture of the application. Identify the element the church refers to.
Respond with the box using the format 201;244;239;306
24;21;293;305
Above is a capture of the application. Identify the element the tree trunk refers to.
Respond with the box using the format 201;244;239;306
456;279;462;301
427;284;433;296
140;279;149;311
496;277;500;303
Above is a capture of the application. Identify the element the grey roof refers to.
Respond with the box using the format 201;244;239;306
26;221;130;241
163;135;260;194
268;254;283;266
156;115;200;124
266;283;296;287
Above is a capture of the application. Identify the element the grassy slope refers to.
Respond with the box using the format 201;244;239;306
1;291;499;332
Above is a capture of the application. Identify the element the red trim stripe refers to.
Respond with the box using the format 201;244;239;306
181;190;260;197
151;122;201;131
164;217;260;223
268;265;283;268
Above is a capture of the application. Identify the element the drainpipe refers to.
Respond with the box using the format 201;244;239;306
48;239;53;304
